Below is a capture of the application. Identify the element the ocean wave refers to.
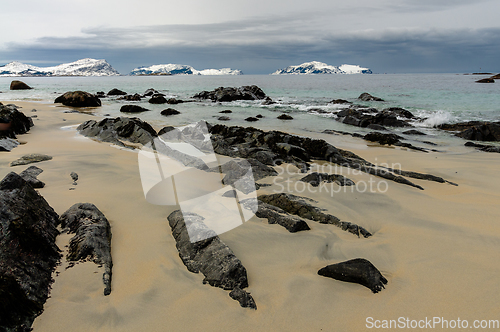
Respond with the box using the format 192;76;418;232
412;110;456;128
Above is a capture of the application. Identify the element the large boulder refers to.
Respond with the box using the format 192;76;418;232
148;94;168;104
168;210;256;309
54;91;101;107
77;116;157;147
60;203;113;296
0;172;61;331
10;80;32;90
107;88;127;96
193;85;267;102
0;104;34;139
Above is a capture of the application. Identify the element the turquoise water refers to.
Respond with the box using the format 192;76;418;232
1;74;499;145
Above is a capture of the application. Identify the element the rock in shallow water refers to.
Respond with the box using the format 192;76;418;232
318;258;388;293
54;91;101;107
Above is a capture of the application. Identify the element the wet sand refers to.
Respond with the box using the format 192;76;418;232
1;101;499;331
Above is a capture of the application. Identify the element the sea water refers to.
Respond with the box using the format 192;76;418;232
1;74;499;147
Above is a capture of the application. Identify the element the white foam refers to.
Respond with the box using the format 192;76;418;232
414;110;456;128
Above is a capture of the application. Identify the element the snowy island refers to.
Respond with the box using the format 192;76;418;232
129;64;243;76
272;61;372;75
0;58;120;77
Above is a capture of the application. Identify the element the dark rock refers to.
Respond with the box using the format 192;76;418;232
0;138;19;152
193;85;267;102
107;88;127;96
403;129;426;135
229;287;257;309
475;78;494;83
167;98;184;104
300;172;355;187
245;117;259;122
0;172;61;331
19;166;45;188
118;93;142;101
77;116;157;147
60;203;113;296
490;73;500;79
218;116;231;121
96;91;106;98
318;258;388;293
10;154;52;167
277;114;293;120
143;88;159;96
364;132;403;145
167;210;255;308
158;126;176;136
256;114;263;118
0;104;34;139
149;94;168;104
10;80;32;90
261;97;274;105
70;172;78;185
330;99;351;104
258;193;371;237
55;91;101;107
464;141;500;153
219;110;232;114
439;121;500;141
337;107;412;128
120;105;151;113
358;92;384;102
160;108;181;116
383;107;415;119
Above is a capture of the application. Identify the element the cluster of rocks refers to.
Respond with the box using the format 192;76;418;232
193;85;268;102
0;168;114;331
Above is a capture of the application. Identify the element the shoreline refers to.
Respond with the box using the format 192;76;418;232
1;101;500;331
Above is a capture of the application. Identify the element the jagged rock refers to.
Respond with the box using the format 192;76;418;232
107;88;127;96
167;210;255;308
120;105;151;113
277;114;293;120
54;91;101;107
358;92;384;102
0;172;61;331
258;193;371;237
77;116;157;147
229;287;257;309
300;172;355;187
10;154;52;167
193;85;267;102
364;132;403;145
19;166;45;188
60;203;113;296
149;94;168;104
0;138;19;152
161;108;181;116
475;78;494;83
10;80;32;90
318;258;388;293
0;104;34;139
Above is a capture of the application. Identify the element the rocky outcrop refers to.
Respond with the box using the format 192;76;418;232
193;85;267;102
258;193;372;238
120;105;151;113
0;104;34;139
168;210;256;309
0;172;61;331
336;107;413;128
358;92;384;102
318;258;387;293
60;203;113;296
77;117;157;147
10;154;53;167
54;91;101;107
10;80;33;90
300;172;355;187
439;121;500;141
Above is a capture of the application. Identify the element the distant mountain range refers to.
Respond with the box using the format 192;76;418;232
130;64;243;76
0;58;120;77
272;61;372;75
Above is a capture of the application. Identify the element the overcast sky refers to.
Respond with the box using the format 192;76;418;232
1;0;499;74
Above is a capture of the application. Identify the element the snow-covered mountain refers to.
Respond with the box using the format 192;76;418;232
271;61;372;75
130;64;243;76
0;58;120;77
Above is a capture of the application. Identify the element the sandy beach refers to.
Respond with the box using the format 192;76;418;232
2;101;500;331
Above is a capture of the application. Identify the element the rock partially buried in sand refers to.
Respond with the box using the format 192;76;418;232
0;138;20;152
300;172;355;187
10;153;53;167
54;91;101;107
60;203;113;296
318;258;388;293
10;80;33;90
0;172;61;331
167;210;256;309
